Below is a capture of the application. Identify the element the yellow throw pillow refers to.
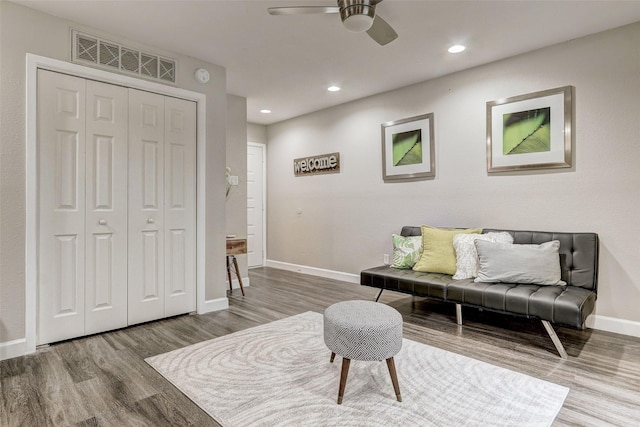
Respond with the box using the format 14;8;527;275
413;226;483;275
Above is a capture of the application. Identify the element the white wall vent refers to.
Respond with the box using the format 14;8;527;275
72;30;176;83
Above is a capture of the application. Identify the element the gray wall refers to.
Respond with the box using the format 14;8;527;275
0;2;228;344
266;22;640;326
226;95;248;279
248;123;268;145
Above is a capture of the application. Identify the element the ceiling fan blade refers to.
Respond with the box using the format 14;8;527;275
366;14;398;45
268;6;340;15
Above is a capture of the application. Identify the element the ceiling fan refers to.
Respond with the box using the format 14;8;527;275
268;0;398;46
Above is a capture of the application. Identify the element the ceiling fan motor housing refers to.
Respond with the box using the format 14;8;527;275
339;0;376;32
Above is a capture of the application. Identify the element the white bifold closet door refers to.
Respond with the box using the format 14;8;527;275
127;90;196;325
84;78;129;335
37;70;196;345
38;70;129;344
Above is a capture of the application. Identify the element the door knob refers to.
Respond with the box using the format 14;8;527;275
147;217;155;224
99;219;107;225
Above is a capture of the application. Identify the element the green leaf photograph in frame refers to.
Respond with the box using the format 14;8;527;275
382;113;435;182
502;107;550;155
392;129;422;166
486;86;573;173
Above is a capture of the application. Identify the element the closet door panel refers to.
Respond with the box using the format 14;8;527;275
37;70;87;345
85;80;129;334
128;89;165;325
164;97;196;316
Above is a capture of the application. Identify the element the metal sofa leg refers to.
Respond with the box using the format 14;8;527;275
375;289;384;302
455;304;463;325
541;320;568;359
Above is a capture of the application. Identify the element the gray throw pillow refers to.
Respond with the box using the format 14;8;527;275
474;240;566;286
452;232;514;280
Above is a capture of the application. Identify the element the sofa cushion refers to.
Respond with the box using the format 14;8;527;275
474;240;566;286
452;232;513;280
446;280;596;329
413;226;482;275
361;265;469;300
390;234;422;269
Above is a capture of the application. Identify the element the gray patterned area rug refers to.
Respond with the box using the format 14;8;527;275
146;311;568;427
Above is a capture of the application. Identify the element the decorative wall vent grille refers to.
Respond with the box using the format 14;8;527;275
72;30;176;83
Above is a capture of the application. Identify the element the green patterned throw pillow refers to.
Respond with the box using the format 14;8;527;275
391;234;422;269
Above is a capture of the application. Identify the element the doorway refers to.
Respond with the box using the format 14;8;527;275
247;142;266;267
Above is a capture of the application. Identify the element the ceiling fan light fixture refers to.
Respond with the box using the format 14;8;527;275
342;13;374;32
340;1;375;33
268;0;397;46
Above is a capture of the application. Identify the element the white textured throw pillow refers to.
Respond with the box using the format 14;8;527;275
474;240;566;286
452;232;514;280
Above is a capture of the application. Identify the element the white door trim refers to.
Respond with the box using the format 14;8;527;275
247;142;267;267
25;54;209;356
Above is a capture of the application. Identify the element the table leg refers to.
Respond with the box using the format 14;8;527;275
226;256;234;293
231;255;245;296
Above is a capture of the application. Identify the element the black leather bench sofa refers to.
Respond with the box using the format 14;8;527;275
361;226;599;358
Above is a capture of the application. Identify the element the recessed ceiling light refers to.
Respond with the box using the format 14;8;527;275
327;86;341;92
260;109;272;114
448;44;466;54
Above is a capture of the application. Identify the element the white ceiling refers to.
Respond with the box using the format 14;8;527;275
14;0;640;125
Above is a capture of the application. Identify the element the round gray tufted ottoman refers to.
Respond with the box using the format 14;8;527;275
323;300;403;404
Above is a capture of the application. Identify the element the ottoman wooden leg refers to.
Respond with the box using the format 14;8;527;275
386;357;402;402
337;358;351;404
330;352;336;363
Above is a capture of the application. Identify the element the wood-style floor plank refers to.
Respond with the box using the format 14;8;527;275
2;266;640;426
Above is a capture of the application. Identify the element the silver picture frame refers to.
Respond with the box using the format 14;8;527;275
486;86;573;173
381;113;435;182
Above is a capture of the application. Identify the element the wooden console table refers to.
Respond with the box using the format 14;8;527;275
226;238;247;296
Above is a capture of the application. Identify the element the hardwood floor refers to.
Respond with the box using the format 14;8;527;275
2;267;640;426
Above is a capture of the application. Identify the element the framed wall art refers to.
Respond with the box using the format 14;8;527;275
382;113;435;181
486;86;573;173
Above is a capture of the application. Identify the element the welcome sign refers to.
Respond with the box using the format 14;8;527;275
293;152;340;177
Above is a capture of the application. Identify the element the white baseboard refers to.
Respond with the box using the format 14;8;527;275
2;298;233;359
265;259;360;284
198;277;250;313
3;279;636;363
227;277;250;290
0;338;30;361
265;261;640;338
199;296;229;314
586;314;640;338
